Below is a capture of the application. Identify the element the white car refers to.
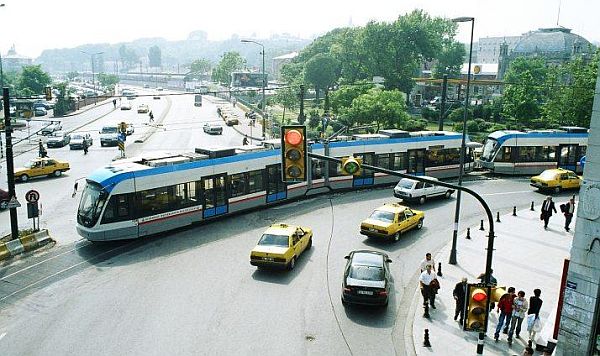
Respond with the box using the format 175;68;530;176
99;125;119;146
121;102;132;110
393;176;454;204
203;123;223;135
40;121;63;135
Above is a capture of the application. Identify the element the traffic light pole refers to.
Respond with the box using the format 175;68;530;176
308;151;495;354
3;87;19;240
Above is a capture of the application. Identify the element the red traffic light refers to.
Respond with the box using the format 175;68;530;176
284;129;303;146
472;289;487;303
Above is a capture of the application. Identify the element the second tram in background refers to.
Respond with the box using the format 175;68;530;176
477;127;588;175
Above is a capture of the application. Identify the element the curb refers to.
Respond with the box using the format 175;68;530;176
0;229;54;261
134;95;172;144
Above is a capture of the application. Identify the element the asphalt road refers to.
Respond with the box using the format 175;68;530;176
0;88;578;355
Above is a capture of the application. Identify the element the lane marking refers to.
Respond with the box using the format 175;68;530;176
0;332;6;341
482;190;532;196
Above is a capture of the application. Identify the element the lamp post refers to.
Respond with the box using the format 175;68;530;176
1;3;7;159
81;50;104;95
449;16;474;266
241;39;266;139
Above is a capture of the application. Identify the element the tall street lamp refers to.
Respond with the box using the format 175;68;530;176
449;16;474;266
1;3;7;159
241;39;266;139
81;50;104;94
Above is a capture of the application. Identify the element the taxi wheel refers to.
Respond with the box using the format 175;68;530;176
554;186;562;194
20;174;29;182
445;191;452;199
307;238;312;249
392;232;400;242
419;196;426;204
288;257;296;270
417;219;424;230
53;170;62;177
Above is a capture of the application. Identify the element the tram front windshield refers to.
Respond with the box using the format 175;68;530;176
77;181;108;227
480;138;499;162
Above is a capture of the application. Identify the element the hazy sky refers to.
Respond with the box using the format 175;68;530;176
2;0;598;58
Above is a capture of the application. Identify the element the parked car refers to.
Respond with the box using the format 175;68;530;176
341;250;392;307
69;133;93;150
40;121;63;135
34;107;48;116
360;203;424;242
0;188;9;209
121;102;132;110
203;123;223;135
225;117;239;126
393;176;454;204
126;123;134;136
46;131;71;148
250;223;313;270
530;168;582;193
14;157;70;182
137;104;149;113
99;125;119;146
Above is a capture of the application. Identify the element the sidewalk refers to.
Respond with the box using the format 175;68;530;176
412;207;573;355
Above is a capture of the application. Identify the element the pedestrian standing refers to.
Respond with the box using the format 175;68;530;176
38;140;48;158
563;198;576;231
112;99;117;108
453;277;467;325
528;288;543;342
494;287;516;341
541;196;557;229
149;111;154;122
420;253;435;272
242;137;249;146
508;290;529;344
419;265;437;309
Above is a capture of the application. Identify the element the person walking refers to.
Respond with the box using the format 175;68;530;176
82;138;89;155
420;253;435;272
494;287;516;341
242;137;249;146
453;277;467;325
38;140;48;158
528;288;543;342
563;197;576;231
112;99;117;108
541;196;557;229
149;111;154;122
419;265;437;309
508;290;529;344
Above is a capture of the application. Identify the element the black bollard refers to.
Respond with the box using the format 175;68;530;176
496;212;501;223
437;262;442;277
513;206;517;216
423;302;430;319
466;227;471;239
479;220;485;231
531;201;535;211
423;329;432;347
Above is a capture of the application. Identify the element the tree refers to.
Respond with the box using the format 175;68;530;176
304;53;340;102
97;73;120;87
329;81;373;114
148;46;162;67
189;58;212;74
502;57;548;128
341;89;409;130
119;45;139;68
432;40;465;78
66;71;79;81
19;65;52;95
275;86;299;124
212;52;246;85
53;82;75;117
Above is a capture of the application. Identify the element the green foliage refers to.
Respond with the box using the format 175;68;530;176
502;57;548;128
448;107;473;123
342;88;409;130
148;46;162;67
403;118;428;131
279;62;304;85
18;65;52;95
119;45;139;68
189;58;212;74
432;41;465;78
66;71;79;81
275;86;298;112
212;51;246;85
97;73;119;87
304;53;340;97
421;106;438;121
329;81;373;114
53;82;74;116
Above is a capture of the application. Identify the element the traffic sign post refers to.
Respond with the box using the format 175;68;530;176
25;190;41;230
118;133;126;157
25;189;40;203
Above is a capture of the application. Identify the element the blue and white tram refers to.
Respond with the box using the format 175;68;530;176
76;131;471;241
477;128;588;175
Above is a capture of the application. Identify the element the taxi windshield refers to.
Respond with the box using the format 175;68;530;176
24;160;38;168
369;210;395;223
539;171;557;180
257;234;289;247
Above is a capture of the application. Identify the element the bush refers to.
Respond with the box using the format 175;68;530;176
421;106;438;121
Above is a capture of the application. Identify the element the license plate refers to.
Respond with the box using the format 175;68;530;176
369;228;377;232
357;290;373;295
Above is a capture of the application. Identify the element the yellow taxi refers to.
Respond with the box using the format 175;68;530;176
530;168;582;193
360;203;424;242
250;223;313;270
14;157;70;182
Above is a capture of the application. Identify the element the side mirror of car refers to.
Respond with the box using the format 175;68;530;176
386;258;393;263
344;255;350;260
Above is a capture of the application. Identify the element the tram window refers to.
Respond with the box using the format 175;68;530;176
174;182;200;208
536;146;556;162
137;187;171;217
248;170;264;193
518;146;536;162
495;147;512;162
377;154;391;170
426;150;444;167
311;159;324;180
446;148;460;165
214;176;227;206
391;152;407;170
101;194;131;223
230;173;247;197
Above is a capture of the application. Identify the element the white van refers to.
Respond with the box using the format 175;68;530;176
393;176;454;204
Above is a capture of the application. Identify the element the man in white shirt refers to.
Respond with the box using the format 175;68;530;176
419;265;438;308
420;253;435;272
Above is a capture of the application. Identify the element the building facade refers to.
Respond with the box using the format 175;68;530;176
2;45;32;72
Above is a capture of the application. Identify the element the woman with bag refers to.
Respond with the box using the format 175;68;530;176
527;288;543;341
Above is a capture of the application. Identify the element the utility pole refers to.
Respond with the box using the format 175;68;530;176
438;74;448;131
3;87;19;239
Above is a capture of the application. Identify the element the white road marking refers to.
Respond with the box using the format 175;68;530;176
482;190;532;196
0;332;6;341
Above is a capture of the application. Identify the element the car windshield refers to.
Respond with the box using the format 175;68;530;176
369;210;395;223
396;179;415;189
349;265;384;281
102;127;118;134
77;181;107;228
257;234;289;247
539;171;558;180
72;134;83;140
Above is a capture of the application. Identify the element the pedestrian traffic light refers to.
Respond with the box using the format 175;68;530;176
281;125;307;182
464;284;489;332
341;156;362;176
44;86;52;101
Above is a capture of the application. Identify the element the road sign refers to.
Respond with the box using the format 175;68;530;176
7;196;21;209
118;133;126;142
25;189;40;203
27;202;39;218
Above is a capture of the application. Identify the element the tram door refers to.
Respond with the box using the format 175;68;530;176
558;145;578;172
353;153;375;187
202;174;228;218
266;164;287;203
407;149;426;176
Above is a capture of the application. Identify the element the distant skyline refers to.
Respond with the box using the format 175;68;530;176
1;0;599;59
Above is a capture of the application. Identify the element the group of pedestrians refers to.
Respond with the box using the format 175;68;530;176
493;287;543;346
419;253;439;310
540;195;576;231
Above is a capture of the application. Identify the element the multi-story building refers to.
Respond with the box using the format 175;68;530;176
2;45;32;72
